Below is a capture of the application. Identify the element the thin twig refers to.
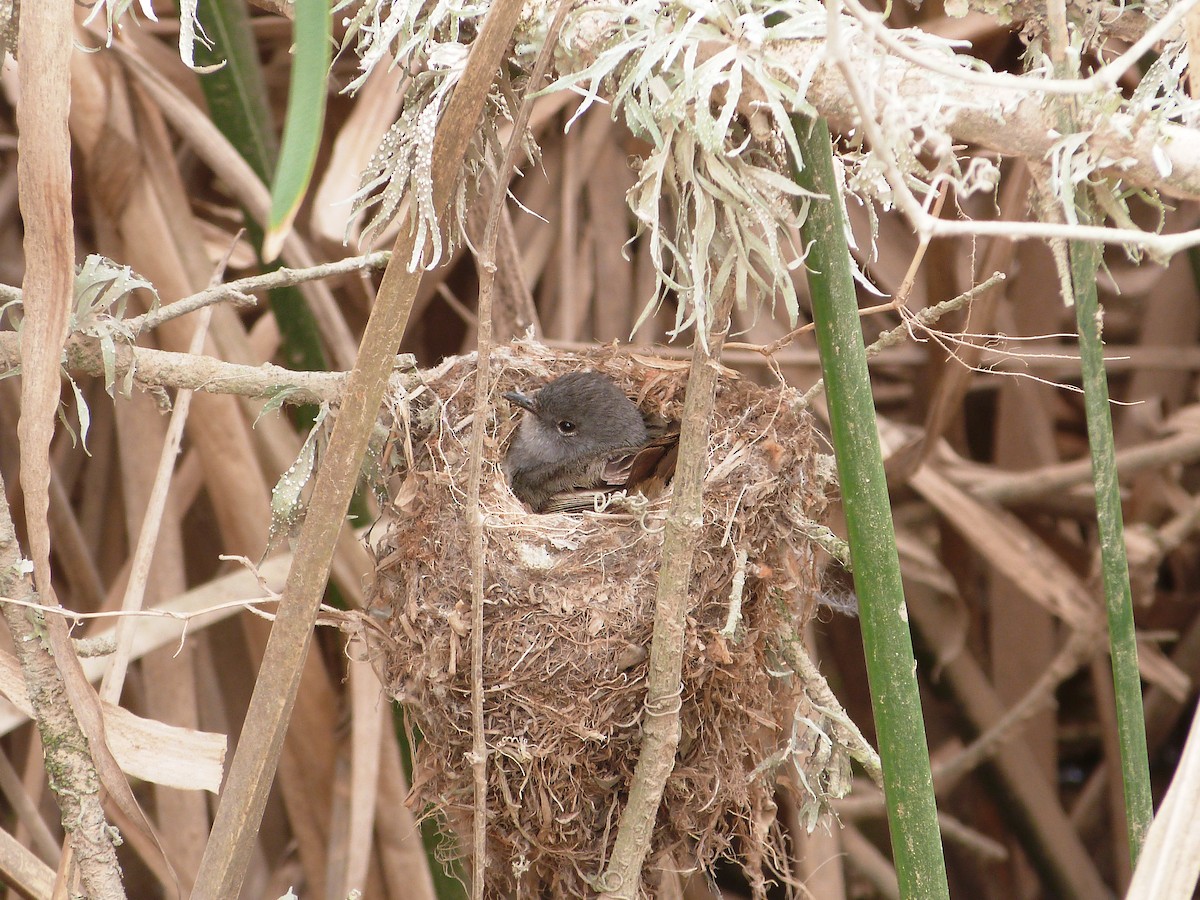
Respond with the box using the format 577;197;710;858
720;549;749;639
124;251;391;333
839;0;1198;97
960;428;1200;505
0;593;348;627
774;629;884;788
832;626;1100;816
0;332;351;403
735;180;951;362
464;4;574;892
931;627;1100;792
797;273;1006;407
822;0;1200;257
837;796;1010;864
98;238;239;705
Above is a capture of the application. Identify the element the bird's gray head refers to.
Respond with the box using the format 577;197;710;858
503;371;648;478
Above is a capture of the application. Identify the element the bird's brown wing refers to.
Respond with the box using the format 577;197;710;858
623;431;680;500
539;430;681;513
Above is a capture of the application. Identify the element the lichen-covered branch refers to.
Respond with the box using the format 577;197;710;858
0;477;125;899
345;0;1200;319
0;332;346;405
596;288;735;898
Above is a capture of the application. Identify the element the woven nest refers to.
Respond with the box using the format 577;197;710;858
364;341;846;897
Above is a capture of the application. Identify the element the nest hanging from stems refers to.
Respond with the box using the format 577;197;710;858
363;341;849;897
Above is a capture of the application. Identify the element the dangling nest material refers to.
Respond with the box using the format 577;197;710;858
364;341;848;897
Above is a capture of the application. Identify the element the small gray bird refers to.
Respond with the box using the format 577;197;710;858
503;371;650;512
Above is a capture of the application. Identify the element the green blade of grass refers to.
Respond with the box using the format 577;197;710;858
1069;234;1153;863
194;0;330;391
193;0;278;182
262;0;331;261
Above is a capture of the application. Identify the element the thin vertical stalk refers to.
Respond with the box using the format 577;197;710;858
463;4;571;893
190;1;527;894
1043;0;1152;858
1069;236;1153;862
791;116;949;900
598;287;735;898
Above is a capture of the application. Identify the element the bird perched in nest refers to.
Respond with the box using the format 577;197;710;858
503;371;679;513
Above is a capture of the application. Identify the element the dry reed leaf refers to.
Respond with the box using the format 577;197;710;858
116;37;362;369
894;527;969;675
71;47;277;561
339;655;386;897
584;119;637;340
141;642;210;889
374;717;439;900
1126;686;1200;900
0;650;225;792
246;0;293;16
15;8;178;889
839;823;900;899
241;612;339;893
1117;255;1200;429
0;827;56;900
918;164;1029;456
906;592;1113;899
102;704;226;793
986;333;1065;769
1134;640;1191;703
16;0;74;611
910;463;1098;629
113;389;212;886
0;554;288;735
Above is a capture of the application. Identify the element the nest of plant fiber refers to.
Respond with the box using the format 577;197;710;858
364;341;848;897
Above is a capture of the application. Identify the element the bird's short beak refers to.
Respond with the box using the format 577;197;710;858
503;390;537;413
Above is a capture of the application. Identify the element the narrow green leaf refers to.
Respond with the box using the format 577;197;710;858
195;0;331;392
263;0;331;261
1070;234;1153;863
193;0;278;183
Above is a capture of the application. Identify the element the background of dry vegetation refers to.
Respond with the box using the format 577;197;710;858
1;0;1199;898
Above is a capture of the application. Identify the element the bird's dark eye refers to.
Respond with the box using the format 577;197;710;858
557;420;576;434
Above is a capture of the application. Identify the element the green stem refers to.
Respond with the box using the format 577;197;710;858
1069;236;1153;862
791;116;950;899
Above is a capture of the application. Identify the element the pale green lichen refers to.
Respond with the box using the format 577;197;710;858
337;0;1192;333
